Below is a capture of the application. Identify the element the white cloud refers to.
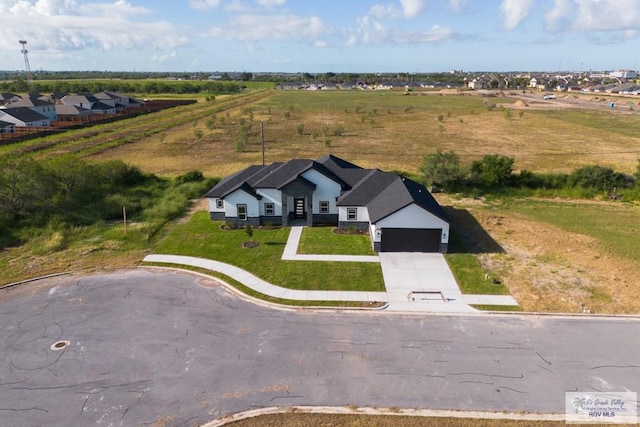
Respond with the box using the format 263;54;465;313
500;0;534;30
449;0;466;12
0;0;186;53
205;14;329;42
350;15;454;45
548;0;640;32
189;0;221;12
152;51;177;63
399;0;425;19
369;3;402;20
255;0;285;7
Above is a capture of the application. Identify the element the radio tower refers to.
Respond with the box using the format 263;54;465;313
19;40;33;85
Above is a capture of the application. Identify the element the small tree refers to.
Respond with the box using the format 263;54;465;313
244;224;254;242
470;154;515;188
419;150;463;191
635;159;640;181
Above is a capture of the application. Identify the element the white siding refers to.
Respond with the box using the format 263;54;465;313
301;169;342;214
338;206;370;222
256;188;283;216
376;204;449;244
224;189;260;218
207;198;225;213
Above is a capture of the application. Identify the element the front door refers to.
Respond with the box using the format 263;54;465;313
294;197;306;219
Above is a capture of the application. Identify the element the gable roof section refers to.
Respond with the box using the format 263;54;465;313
251;159;349;190
5;95;54;109
204;165;266;199
316;154;370;187
0;107;49;124
336;170;396;206
56;104;91;116
366;175;448;223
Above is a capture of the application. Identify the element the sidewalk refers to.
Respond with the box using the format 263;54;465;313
144;254;387;303
144;226;518;313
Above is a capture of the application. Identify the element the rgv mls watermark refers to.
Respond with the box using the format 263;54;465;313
566;392;637;424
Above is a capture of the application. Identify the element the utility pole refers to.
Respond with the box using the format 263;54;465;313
261;121;265;165
19;40;33;86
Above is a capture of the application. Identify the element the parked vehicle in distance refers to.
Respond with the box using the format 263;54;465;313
543;94;556;99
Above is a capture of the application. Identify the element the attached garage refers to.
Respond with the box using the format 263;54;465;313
380;228;442;252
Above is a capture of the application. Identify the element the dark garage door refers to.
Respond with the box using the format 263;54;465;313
380;228;441;252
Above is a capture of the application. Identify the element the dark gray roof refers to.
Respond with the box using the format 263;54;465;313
337;170;396;206
0;107;49;123
204;165;265;199
336;169;447;223
92;101;115;111
205;155;448;224
317;154;370;186
206;158;350;200
365;175;448;223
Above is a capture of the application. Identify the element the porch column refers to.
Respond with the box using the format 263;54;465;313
306;194;313;226
281;192;288;227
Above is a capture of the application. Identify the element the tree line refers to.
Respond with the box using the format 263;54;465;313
421;150;640;197
0;79;243;95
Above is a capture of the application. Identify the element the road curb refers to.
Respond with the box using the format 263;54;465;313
200;406;567;426
0;272;71;291
140;266;390;314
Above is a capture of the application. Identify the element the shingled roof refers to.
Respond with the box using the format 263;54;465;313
205;155;447;223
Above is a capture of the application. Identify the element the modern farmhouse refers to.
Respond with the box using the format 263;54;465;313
205;155;450;253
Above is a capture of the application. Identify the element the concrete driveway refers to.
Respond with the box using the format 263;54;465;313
379;252;476;312
1;270;639;427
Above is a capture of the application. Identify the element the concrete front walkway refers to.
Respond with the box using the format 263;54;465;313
282;226;379;262
144;254;387;303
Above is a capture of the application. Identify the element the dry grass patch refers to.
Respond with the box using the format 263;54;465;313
223;413;608;427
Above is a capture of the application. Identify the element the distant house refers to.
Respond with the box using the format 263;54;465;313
468;77;489;90
0;107;51;127
4;94;57;121
0;120;15;133
94;91;140;110
90;101;117;115
0;93;19;106
55;104;92;119
61;94;100;110
205;155;450;253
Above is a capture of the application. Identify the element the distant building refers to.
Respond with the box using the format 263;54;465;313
610;69;637;79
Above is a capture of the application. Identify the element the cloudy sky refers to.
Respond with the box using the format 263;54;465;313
1;0;639;73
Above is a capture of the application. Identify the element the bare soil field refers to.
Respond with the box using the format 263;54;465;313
442;195;640;314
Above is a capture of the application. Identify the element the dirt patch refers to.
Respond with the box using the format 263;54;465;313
470;210;639;314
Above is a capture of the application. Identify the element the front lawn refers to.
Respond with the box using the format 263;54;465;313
297;227;376;255
152;212;384;292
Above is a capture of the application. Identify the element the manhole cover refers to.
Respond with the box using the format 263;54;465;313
50;340;70;351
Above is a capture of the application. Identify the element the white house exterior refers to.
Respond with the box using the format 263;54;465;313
4;95;57;121
205;155;450;253
0;107;51;127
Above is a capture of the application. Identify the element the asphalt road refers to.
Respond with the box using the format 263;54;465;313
0;269;638;427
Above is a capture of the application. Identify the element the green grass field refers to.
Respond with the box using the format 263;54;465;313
152;212;384;292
